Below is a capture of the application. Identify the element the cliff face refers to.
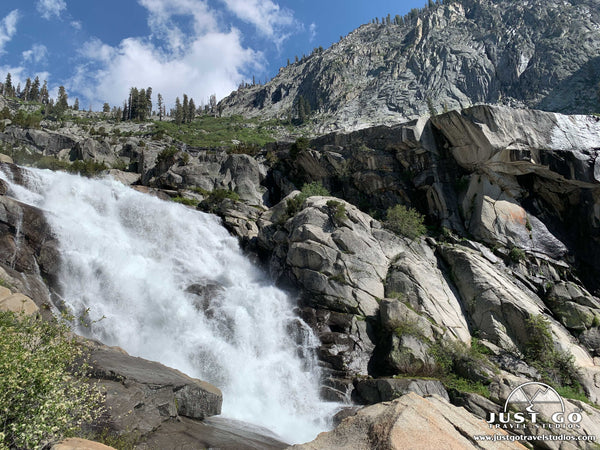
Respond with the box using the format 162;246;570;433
4;101;600;446
219;0;600;131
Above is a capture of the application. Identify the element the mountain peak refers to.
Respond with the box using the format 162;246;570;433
220;0;600;132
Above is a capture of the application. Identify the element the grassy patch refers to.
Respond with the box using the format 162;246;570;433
152;115;278;148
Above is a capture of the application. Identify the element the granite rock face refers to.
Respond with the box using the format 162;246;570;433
220;0;600;131
288;392;525;450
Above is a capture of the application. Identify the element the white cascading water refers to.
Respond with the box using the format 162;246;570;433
1;167;338;444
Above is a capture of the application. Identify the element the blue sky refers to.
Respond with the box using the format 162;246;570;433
0;0;426;110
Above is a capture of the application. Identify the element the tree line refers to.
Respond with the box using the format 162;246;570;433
0;73;221;124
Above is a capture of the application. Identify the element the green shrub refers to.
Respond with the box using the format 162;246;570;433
0;311;103;449
67;160;108;177
508;246;526;263
35;156;71;171
326;199;347;223
384;204;426;240
285;182;331;218
524;315;581;389
428;339;494;396
289;137;310;159
301;181;330;197
156;146;178;165
206;189;240;203
199;189;240;213
172;196;198;206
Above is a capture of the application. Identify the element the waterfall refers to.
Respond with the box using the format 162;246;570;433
1;167;338;444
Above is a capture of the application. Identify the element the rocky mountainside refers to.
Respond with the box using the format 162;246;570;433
219;0;600;131
3;97;600;447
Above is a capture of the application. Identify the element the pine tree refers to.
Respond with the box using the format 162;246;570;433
4;73;13;97
73;98;79;111
145;87;152;117
209;94;217;116
157;94;164;121
182;94;189;123
138;88;147;121
173;97;183;124
55;86;69;113
102;103;110;113
30;76;40;102
40;80;49;104
22;78;31;101
188;98;196;123
122;101;129;121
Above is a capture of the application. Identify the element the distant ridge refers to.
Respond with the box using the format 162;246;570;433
220;0;600;131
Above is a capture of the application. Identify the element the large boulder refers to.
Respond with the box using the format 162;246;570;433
264;196;402;317
288;392;525;450
152;152;268;206
51;439;116;450
88;343;222;436
0;290;39;315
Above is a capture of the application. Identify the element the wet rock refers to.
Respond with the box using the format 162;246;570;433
88;343;222;436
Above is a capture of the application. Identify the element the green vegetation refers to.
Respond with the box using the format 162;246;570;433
172;196;198;207
85;428;140;450
326;199;348;223
152;115;278;149
198;189;241;213
0;311;103;449
155;146;179;164
384;204;427;240
509;246;526;263
393;319;427;341
524;315;581;390
429;339;494;397
289;137;310;159
328;273;346;284
285;182;330;218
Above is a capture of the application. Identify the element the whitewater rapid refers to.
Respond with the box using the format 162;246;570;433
1;167;338;444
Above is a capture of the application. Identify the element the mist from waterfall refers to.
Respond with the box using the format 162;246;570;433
1;167;338;444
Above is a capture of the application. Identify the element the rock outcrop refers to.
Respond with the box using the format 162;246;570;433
4;96;600;447
87;343;222;434
288;392;525;450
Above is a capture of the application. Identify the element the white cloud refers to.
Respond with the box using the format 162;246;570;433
79;38;116;62
71;20;82;30
219;0;295;44
68;0;306;110
139;0;217;51
309;23;317;43
0;10;19;54
71;31;261;110
36;0;67;20
22;44;48;65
